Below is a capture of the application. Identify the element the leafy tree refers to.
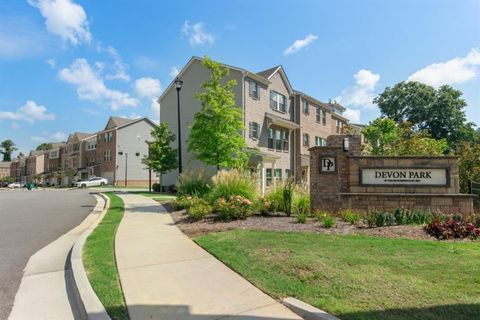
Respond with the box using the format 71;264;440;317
362;118;448;156
374;81;476;149
142;123;178;191
456;137;480;193
188;56;248;170
0;140;17;161
36;143;52;151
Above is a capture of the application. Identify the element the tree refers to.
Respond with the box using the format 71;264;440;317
362;118;448;156
456;137;480;193
0;140;17;161
142;123;178;191
36;143;52;151
374;81;476;149
188;56;248;170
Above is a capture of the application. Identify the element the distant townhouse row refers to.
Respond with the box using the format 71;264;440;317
160;57;353;193
10;116;156;187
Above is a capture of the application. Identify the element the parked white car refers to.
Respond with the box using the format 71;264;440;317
76;177;108;188
8;182;22;188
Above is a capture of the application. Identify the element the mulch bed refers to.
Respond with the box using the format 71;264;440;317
168;206;433;240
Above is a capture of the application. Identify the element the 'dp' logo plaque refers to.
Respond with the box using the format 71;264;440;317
320;156;336;173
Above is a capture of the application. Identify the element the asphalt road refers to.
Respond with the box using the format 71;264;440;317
0;189;96;320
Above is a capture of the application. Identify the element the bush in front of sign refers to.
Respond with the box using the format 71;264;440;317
425;220;480;240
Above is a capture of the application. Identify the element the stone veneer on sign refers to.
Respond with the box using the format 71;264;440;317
309;135;476;214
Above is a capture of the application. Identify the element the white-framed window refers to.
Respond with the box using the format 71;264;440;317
303;99;309;115
285;169;291;178
270;91;286;112
266;168;272;186
315;136;327;146
104;150;112;162
274;168;282;181
249;80;259;99
282;130;289;152
268;128;274;149
322;110;327;125
249;122;259;139
316;107;321;122
303;133;310;147
275;129;282;150
336;120;342;133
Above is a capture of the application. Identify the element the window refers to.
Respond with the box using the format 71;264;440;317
322;110;327;125
282;130;289;152
249;81;259;99
104;150;112;162
268;128;274;149
266;169;272;186
303;133;310;147
316;107;321;122
315;136;327;146
270;91;286;112
336;120;342;133
285;169;291;178
274;169;282;181
275;129;282;150
249;122;259;139
108;132;113;142
303;99;309;114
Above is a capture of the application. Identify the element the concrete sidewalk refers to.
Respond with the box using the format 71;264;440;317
116;194;302;320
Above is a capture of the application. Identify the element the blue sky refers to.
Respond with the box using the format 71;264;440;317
1;0;479;155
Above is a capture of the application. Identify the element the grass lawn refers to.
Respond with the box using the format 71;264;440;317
83;193;129;320
128;190;176;202
195;230;480;320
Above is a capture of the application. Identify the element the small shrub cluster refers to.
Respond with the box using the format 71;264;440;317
313;210;336;228
340;209;362;225
178;170;211;197
425;220;480;240
265;187;285;212
152;183;161;192
253;196;272;215
209;170;257;201
172;196;197;210
293;194;310;216
187;199;212;221
367;209;434;227
296;213;307;224
214;196;253;220
323;216;336;228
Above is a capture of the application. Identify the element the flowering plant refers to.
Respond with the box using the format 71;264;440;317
214;195;253;220
425;220;480;240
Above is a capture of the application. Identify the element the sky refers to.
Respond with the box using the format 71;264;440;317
1;0;479;155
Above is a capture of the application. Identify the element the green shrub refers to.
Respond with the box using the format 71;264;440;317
384;212;395;226
365;213;376;228
152;183;161;192
265;187;284;212
394;208;407;225
187;199;212;221
293;194;310;216
178;170;211;197
374;211;386;227
340;209;362;225
296;213;307;224
323;216;336;228
283;180;294;216
172;196;198;210
314;209;330;222
209;170;257;201
214;195;253;220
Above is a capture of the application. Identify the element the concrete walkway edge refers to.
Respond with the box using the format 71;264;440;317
70;193;111;320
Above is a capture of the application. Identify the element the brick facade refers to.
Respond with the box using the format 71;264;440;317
310;135;476;214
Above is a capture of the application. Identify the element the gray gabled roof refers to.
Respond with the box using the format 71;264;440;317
105;116;131;130
256;66;281;79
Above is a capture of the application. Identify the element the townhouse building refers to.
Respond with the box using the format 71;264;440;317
25;150;45;183
159;57;348;193
43;143;65;186
95;116;156;186
0;161;11;179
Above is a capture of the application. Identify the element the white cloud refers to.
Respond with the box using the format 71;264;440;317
98;44;130;81
407;48;480;87
343;108;361;123
284;34;318;56
182;20;214;46
151;98;160;117
336;69;380;109
28;0;91;45
134;77;162;98
47;58;56;68
169;66;180;79
0;100;55;123
58;58;139;110
31;131;67;143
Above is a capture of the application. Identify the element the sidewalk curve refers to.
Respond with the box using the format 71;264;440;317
116;193;302;320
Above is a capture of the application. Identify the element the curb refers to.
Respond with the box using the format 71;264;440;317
283;297;341;320
70;193;111;320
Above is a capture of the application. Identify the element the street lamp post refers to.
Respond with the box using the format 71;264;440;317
174;78;183;174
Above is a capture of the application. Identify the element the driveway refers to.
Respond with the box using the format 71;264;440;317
0;189;96;320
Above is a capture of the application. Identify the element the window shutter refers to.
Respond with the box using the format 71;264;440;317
248;122;253;138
